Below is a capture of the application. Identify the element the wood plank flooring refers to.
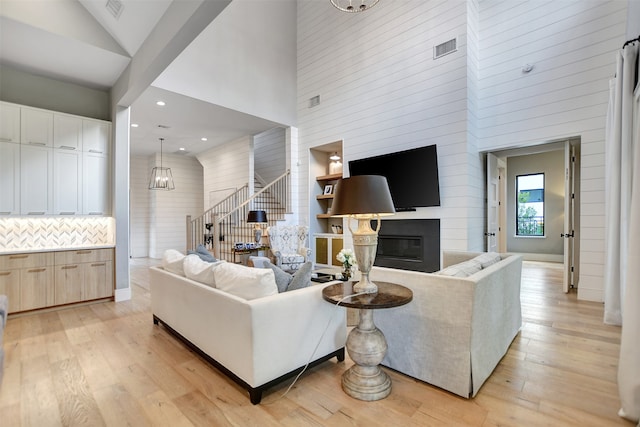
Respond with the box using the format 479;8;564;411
0;260;633;426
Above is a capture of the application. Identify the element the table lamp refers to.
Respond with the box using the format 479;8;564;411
247;210;268;244
331;175;395;293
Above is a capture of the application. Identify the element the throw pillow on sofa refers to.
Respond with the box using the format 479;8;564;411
436;259;482;277
187;244;217;263
267;261;313;292
214;263;278;300
183;254;226;287
163;249;187;276
472;252;501;268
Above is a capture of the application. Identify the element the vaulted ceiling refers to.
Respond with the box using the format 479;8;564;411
0;0;287;156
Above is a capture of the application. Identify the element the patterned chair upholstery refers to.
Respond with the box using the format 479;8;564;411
267;225;311;272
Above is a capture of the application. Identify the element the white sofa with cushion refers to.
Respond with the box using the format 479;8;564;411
149;251;346;404
371;251;523;398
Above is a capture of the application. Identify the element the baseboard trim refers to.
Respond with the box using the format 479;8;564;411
520;253;564;263
115;286;132;302
577;288;603;302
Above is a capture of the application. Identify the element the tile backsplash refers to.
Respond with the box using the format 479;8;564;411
0;217;115;252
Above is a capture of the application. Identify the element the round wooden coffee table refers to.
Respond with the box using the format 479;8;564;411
322;281;413;401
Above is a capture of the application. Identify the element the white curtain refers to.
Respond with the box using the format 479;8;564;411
604;41;640;423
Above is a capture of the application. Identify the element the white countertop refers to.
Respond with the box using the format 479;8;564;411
0;245;115;256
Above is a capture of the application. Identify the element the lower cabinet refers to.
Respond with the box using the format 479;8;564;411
314;234;344;267
0;248;114;314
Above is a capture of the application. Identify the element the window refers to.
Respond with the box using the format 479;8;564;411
516;173;545;236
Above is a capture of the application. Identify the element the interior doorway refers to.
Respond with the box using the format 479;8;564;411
486;138;580;292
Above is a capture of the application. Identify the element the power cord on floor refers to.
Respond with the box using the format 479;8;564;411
261;290;368;404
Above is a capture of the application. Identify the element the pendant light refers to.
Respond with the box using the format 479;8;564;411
148;137;175;190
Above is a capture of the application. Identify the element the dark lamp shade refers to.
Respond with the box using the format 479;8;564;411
331;175;396;217
247;210;268;223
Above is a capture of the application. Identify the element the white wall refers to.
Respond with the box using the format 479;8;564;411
197;136;252;209
477;0;627;301
506;150;565;256
153;0;297;126
0;65;110;120
297;0;483;254
628;0;640;37
254;127;286;184
147;154;203;258
130;155;150;257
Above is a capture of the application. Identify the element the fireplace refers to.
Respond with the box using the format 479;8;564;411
373;219;440;273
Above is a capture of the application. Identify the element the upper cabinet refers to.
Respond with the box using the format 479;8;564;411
82;120;110;154
0;103;20;143
0;141;20;215
54;114;82;150
21;107;54;147
0;101;112;217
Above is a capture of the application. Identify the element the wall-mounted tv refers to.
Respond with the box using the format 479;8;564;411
349;145;441;210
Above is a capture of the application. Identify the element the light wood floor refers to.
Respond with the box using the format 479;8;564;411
0;260;633;426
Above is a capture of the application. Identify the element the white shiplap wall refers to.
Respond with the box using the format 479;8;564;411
130;155;150;258
477;0;627;301
254;127;286;184
297;0;483;254
197;136;252;209
147;154;203;258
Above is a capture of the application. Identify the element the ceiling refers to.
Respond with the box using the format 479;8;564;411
0;0;284;157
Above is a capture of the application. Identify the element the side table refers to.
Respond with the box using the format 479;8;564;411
231;246;270;265
322;281;413;401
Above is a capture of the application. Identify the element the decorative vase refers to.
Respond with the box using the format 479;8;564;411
342;266;352;281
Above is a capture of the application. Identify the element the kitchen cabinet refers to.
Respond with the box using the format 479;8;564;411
0;248;114;314
0;141;20;215
54;249;113;305
82;119;110;154
21;107;53;147
83;151;110;215
20;143;53;215
0;102;112;216
53;148;82;214
54;114;82;150
0;102;20;143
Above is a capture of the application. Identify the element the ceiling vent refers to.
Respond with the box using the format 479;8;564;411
105;0;124;20
434;38;457;59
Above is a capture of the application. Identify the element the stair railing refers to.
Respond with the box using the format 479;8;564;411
186;184;249;254
186;170;290;262
214;170;290;261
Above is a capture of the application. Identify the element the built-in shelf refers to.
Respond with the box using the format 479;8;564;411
316;194;334;200
316;173;342;181
316;213;334;219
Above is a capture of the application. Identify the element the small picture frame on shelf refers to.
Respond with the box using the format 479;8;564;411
323;184;333;195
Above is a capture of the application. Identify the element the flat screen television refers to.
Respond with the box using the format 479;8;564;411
348;144;441;210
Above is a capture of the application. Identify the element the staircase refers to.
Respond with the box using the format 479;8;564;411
186;170;290;262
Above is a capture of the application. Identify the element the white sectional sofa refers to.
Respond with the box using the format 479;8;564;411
149;264;346;404
371;251;523;398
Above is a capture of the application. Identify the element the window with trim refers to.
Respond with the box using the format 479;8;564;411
516;173;545;236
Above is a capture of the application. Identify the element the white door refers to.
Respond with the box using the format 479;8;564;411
486;153;499;252
0;141;20;214
54;149;82;214
562;141;575;293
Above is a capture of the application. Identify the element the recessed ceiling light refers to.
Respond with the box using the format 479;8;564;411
131;123;139;128
201;137;208;141
179;147;185;151
156;101;166;106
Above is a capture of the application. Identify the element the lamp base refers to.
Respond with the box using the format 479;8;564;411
353;277;378;294
254;228;262;245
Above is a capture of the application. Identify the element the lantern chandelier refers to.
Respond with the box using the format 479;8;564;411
148;137;175;191
330;0;379;13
